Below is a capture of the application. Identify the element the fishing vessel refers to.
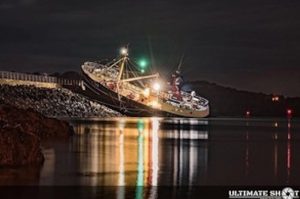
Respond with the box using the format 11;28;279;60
80;47;209;117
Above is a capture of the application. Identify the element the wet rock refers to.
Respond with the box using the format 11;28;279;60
0;103;76;167
0;126;44;166
0;104;74;140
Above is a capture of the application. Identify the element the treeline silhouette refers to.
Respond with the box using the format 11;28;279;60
188;81;299;117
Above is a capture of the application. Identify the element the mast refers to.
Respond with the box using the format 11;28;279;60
177;54;185;72
117;47;128;82
115;47;161;101
116;47;128;100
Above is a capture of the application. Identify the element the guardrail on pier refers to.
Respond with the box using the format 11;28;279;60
0;71;81;87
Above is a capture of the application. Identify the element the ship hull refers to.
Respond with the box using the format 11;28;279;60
80;71;175;117
80;70;209;117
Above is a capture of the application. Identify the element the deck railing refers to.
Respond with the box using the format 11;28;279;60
0;71;81;86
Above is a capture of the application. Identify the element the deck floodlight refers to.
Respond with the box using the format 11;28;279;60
120;47;128;56
153;82;161;91
143;88;150;97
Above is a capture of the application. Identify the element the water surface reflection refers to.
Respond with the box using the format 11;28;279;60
38;118;300;187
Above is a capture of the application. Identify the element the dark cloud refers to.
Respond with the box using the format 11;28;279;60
0;0;300;96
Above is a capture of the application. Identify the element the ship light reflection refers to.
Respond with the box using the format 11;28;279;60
118;119;125;132
137;133;144;186
164;130;208;140
118;133;125;186
151;118;159;186
189;119;199;125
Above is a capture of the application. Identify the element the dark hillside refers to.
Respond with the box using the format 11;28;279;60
188;81;299;117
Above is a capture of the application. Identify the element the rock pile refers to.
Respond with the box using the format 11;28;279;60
0;84;121;118
0;104;74;140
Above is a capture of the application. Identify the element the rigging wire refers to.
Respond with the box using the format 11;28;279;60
128;59;147;88
147;36;155;74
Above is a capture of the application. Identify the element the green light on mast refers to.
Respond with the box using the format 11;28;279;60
139;59;147;68
138;58;148;73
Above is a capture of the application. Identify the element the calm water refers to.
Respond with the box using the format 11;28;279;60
1;117;300;187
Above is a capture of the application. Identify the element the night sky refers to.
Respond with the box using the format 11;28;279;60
1;0;300;96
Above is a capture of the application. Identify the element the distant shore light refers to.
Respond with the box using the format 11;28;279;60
272;96;279;102
246;111;250;116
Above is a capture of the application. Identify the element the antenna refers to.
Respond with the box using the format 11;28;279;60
177;54;185;71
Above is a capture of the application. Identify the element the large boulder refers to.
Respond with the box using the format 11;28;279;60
0;104;74;166
0;126;44;166
0;104;74;140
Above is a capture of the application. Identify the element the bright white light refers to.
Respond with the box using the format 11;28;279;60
151;100;161;109
153;82;161;91
143;88;150;97
151;117;159;186
120;47;128;56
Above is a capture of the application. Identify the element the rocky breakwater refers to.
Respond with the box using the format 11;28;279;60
0;104;74;166
0;84;121;118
